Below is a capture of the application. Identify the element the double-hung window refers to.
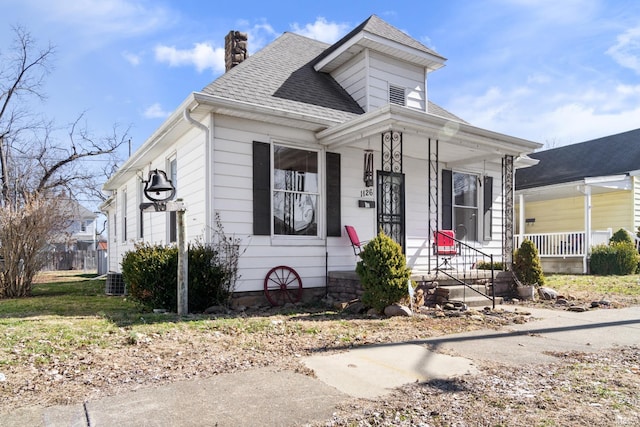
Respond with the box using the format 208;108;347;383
272;145;319;236
453;172;478;241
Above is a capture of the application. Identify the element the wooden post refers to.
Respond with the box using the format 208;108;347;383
177;204;188;315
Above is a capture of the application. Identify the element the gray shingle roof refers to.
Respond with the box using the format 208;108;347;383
314;15;445;66
202;32;364;123
516;128;640;189
202;16;460;125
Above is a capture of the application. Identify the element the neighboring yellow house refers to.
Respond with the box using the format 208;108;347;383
515;128;640;273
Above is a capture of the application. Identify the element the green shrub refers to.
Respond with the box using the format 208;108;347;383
513;239;545;286
475;260;504;270
355;230;412;312
188;243;229;312
121;241;233;312
122;243;178;310
590;241;638;275
610;228;632;244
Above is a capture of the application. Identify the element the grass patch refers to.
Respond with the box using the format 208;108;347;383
544;274;640;299
0;277;137;319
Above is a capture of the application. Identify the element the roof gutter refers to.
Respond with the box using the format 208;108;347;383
104;91;345;190
191;91;343;128
317;104;542;154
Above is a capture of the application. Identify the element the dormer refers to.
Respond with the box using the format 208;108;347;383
314;15;446;114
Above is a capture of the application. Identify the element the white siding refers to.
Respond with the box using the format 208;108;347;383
331;50;368;112
211;116;332;292
330;50;427;113
108;114;508;294
369;52;426;112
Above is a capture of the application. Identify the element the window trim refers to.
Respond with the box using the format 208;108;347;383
138;178;145;239
271;142;322;239
452;170;480;242
121;188;127;242
166;156;177;243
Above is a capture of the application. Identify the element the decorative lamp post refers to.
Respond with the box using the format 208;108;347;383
141;169;188;316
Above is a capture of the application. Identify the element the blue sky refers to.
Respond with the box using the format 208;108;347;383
2;0;640;163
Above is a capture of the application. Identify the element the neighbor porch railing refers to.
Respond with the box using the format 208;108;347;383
514;230;614;257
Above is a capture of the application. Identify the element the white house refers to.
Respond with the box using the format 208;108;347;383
101;15;541;303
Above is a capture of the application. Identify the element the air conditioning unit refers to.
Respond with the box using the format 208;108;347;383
105;272;126;296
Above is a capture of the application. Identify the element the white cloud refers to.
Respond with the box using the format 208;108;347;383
26;0;175;38
446;76;640;146
143;103;171;119
154;43;225;74
606;26;640;74
290;17;350;44
122;51;141;66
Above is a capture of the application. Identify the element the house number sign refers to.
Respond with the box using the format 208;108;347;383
360;187;374;198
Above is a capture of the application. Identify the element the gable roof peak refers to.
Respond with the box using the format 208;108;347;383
314;15;446;73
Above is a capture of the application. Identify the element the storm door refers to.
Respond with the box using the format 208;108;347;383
376;171;406;251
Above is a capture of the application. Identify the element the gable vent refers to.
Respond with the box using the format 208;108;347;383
389;85;406;106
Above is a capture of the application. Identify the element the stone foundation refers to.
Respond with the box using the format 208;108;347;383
230;287;326;309
326;270;363;301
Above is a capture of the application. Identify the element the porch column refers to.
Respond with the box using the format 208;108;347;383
518;193;525;243
583;184;592;274
502;155;514;270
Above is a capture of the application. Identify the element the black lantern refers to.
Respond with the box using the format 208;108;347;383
363;150;374;187
143;169;175;205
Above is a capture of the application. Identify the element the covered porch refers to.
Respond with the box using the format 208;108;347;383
319;104;542;273
516;174;639;273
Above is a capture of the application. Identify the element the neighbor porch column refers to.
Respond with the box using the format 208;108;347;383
583;184;592;274
518;193;525;245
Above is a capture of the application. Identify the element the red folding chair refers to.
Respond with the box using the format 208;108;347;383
433;230;458;269
345;225;368;255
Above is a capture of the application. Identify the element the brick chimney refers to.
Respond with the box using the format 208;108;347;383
224;31;248;72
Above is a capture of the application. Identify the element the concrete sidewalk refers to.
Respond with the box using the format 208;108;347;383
2;305;639;426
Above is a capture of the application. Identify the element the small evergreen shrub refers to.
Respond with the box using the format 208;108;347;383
590;241;638;275
355;230;412;312
513;239;545;286
610;228;632;244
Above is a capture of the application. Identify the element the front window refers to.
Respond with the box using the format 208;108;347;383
453;172;478;241
273;145;318;236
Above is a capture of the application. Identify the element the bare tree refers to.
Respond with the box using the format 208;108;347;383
0;26;128;297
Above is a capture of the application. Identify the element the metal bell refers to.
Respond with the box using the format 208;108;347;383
146;170;173;194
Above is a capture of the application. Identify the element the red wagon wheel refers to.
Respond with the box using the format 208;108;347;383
264;266;303;306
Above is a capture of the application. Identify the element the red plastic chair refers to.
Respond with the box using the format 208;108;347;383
433;230;458;268
345;225;367;255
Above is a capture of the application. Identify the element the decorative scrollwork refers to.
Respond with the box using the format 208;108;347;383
381;130;402;173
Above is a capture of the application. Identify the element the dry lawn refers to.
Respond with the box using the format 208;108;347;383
0;272;639;426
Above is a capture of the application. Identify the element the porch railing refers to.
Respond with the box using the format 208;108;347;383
433;230;496;309
514;230;613;257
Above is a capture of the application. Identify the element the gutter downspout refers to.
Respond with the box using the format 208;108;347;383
183;107;213;242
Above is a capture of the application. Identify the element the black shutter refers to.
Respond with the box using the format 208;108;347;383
483;176;493;240
326;152;341;237
253;141;271;235
441;169;452;230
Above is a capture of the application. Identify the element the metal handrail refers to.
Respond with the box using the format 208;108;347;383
433;230;496;309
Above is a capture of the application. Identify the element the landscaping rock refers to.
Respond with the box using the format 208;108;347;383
384;304;412;317
343;300;365;314
538;287;558;300
567;306;588;312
